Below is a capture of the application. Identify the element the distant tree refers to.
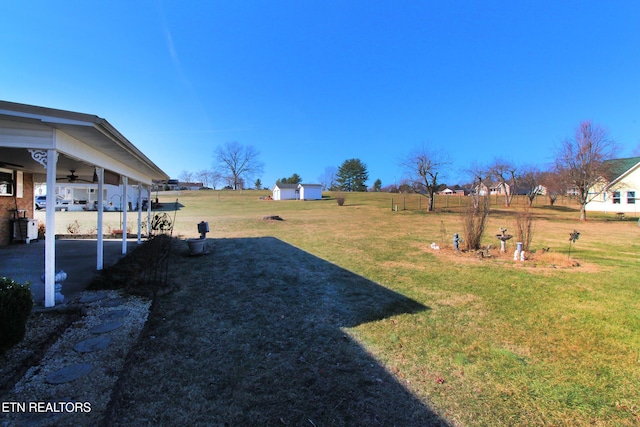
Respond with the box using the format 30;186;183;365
518;167;543;206
466;162;489;212
254;178;262;189
539;169;565;206
318;166;338;191
400;146;450;211
277;173;302;184
555;121;618;220
178;170;194;184
337;158;369;192
213;141;264;190
210;170;223;190
373;178;382;192
487;158;517;207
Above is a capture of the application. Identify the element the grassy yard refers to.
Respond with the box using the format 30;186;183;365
56;191;640;425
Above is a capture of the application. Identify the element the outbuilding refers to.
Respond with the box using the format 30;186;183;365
298;183;323;200
272;183;298;200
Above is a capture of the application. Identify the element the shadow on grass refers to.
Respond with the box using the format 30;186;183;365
107;237;450;426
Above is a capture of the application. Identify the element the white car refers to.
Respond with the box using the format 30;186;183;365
34;195;72;210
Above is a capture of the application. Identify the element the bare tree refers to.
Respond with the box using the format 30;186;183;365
538;169;565;206
466;162;489;212
400;145;450;211
488;158;517;207
213;142;264;190
178;170;193;184
555;121;618;220
318;166;338;191
195;169;212;188
519;167;543;206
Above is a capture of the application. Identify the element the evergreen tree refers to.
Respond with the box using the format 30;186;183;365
337;158;369;192
373;178;382;192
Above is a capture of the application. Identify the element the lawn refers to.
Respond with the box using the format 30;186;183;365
51;191;640;425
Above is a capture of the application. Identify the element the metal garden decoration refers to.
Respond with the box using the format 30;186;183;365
568;229;580;259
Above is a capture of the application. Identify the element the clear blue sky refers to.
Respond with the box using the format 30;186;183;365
2;1;640;188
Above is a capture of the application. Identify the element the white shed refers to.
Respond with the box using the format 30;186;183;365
298;183;323;200
272;183;298;200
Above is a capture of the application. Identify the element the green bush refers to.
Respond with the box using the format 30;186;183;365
0;277;33;354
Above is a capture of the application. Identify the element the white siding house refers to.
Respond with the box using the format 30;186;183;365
298;183;323;200
272;183;298;200
585;157;640;214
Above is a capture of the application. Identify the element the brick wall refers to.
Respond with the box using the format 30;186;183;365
0;172;34;246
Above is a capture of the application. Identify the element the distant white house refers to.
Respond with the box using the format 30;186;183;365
585;157;640;214
272;183;298;200
272;183;323;200
36;182;149;211
298;183;323;200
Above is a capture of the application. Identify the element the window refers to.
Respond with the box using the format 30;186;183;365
612;191;621;204
628;191;636;204
0;169;14;196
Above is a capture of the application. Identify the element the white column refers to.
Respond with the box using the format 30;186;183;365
96;167;104;270
147;185;152;238
44;150;57;307
121;176;128;254
137;185;142;244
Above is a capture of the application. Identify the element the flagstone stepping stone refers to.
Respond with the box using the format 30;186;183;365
79;293;107;303
73;336;112;353
100;309;130;321
101;297;127;307
45;363;93;384
89;321;123;334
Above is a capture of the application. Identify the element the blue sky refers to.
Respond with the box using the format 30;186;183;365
2;1;640;188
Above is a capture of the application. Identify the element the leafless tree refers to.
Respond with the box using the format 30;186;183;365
195;169;212;188
178;170;193;184
318;166;338;191
400;145;450;211
488;158;517;207
555;121;618;220
518;166;543;206
466;162;489;212
538;169;565;206
213;142;264;190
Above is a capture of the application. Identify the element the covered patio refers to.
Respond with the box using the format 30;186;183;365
0;101;169;307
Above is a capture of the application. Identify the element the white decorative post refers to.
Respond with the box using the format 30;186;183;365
96;167;104;270
121;176;128;254
44;149;58;307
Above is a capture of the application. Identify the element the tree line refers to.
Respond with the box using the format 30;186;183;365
180;121;620;220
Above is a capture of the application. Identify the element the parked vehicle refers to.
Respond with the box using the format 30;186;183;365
34;195;72;210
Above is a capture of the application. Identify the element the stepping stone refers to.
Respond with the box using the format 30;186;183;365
45;363;93;384
89;321;123;334
100;309;130;321
101;297;127;308
79;293;107;303
73;336;112;353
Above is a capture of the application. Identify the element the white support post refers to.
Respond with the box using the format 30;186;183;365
96;167;104;270
137;185;142;244
147;185;152;239
121;176;128;254
44;149;58;307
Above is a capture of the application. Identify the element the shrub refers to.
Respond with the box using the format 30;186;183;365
462;197;489;250
0;277;33;354
515;208;535;252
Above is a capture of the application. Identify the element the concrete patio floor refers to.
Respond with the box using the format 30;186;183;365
0;238;136;306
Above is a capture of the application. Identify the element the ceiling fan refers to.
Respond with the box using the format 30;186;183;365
61;170;93;183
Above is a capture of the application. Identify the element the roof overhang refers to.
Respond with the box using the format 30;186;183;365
0;101;169;185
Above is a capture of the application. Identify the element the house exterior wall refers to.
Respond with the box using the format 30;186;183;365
299;185;322;200
0;171;34;246
586;166;640;214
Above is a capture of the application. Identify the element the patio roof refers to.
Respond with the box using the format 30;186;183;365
0;100;168;185
0;100;169;307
